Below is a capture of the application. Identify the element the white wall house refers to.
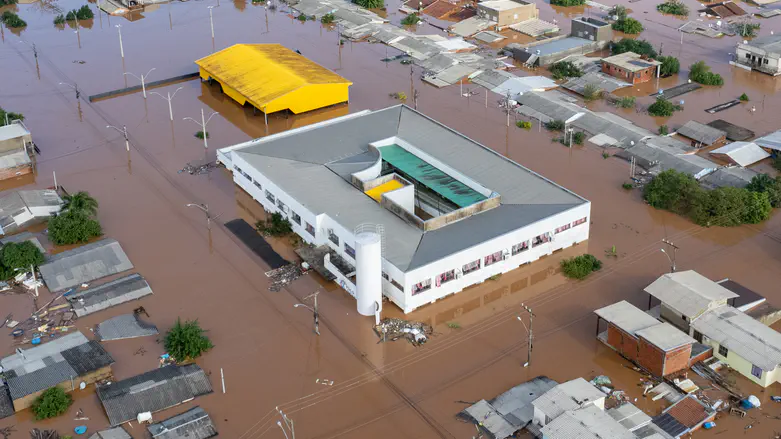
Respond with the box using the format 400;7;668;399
219;105;590;313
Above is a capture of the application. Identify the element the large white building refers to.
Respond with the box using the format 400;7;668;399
218;105;590;313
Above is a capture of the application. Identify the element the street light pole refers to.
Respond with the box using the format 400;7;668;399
660;239;679;273
124;68;156;98
185;203;211;229
150;87;184;121
183;108;219;150
106;125;130;151
518;303;534;367
59;82;80;99
116;24;124;59
208;6;216;39
294;291;320;336
276;408;295;439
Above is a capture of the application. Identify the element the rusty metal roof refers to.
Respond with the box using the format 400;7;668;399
195;44;351;110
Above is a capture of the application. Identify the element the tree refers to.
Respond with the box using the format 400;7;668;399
656;0;688;16
48;211;103;245
544;120;565;131
658;125;669;135
612;17;644;34
62;191;98;217
560;254;602;280
0;0;19;6
612;39;657;58
746;173;781;208
616;96;636;108
549;61;583;80
516;121;532;130
0;107;24;126
320;12;335;23
165;318;213;361
647;97;680;117
739;93;749;102
354;0;383;9
643;169;701;214
256;212;292;236
1;242;44;272
611;5;628;20
582;84;603;101
689;61;724;86
53;14;65;25
401;13;421;25
743;191;773;224
0;11;26;28
31;387;72;420
658;56;680;77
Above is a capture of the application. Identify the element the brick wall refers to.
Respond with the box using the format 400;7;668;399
601;63;656;85
638;338;665;377
689;347;713;365
662;344;692;376
0;164;32;181
607;324;639;361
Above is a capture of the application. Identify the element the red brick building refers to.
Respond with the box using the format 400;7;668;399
601;52;661;85
595;301;699;377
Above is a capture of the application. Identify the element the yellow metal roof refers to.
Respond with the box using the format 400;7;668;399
365;180;405;202
195;44;351;109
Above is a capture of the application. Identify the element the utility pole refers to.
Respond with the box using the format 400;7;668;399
59;82;80;99
186;203;211;229
660;239;679;273
208;5;216;43
124;68;155;98
294;291;320;336
116;24;124;60
183;108;219;150
20;41;37;60
276;408;295;439
150;87;184;121
518;303;534;367
106;125;130;152
504;90;511;127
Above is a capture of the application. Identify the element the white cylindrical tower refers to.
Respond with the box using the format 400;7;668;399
355;231;382;316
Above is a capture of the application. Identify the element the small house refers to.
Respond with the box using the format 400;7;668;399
477;0;538;29
709;142;770;167
570;17;612;43
147;407;217;439
735;34;781;76
0;189;62;235
601;52;661;85
676;121;727;147
652;395;716;438
0;121;33;181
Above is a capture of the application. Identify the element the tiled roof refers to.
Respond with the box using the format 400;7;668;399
653;394;714;437
0;385;14;419
6;361;77;400
97;365;213;426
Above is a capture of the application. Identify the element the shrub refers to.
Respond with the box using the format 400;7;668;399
658;125;669;135
560;254;602;280
656;0;688;16
48;211;103;245
446;321;461;329
297;13;308;21
774;156;781;172
320;12;335;23
611;5;628;20
551;0;585;6
516;120;532;130
602;151;609;159
0;107;24;126
572;131;585;145
648;97;680;117
734;21;760;38
32;387;72;420
544;119;565;131
746;173;781;208
582;84;603;101
549;61;583;80
0;0;18;5
256;212;292;236
354;0;384;9
63;191;98;216
616;96;636;108
252;0;266;3
1;11;27;28
53;14;65;25
612;17;644;34
195;130;209;139
689;61;723;86
165;318;213;361
739;93;749;102
658;56;680;77
612;39;657;58
622;182;633;190
1;242;44;272
401;13;420;25
76;5;94;19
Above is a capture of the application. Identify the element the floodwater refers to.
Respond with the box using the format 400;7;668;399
1;0;781;437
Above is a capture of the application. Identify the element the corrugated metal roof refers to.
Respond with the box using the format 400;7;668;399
677;121;726;145
754;129;781;151
39;239;134;292
97;364;213;426
644;271;738;319
96;314;159;341
692;305;781;371
61;340;114;375
0;385;15;419
148;406;218;439
710;142;770;167
68;274;153;318
635;323;696;352
541;405;635;439
607;402;652;431
195;44;351;110
531;378;605;421
594;300;661;336
88;427;132;439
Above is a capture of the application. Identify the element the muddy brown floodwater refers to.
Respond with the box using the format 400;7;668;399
1;0;781;437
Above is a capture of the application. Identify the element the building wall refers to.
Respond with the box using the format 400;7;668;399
660;304;690;332
703;337;778;387
477;3;537;28
0;136;30;154
0;164;32;181
736;46;781;75
12;366;112;411
689;346;713;365
606;324;639;362
601;62;656;84
538;40;607;66
571;20;611;42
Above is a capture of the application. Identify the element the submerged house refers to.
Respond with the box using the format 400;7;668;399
735;35;781;76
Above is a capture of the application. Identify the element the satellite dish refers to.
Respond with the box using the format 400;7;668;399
716;20;722;27
630;141;635;146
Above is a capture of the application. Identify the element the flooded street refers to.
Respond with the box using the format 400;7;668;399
2;0;781;437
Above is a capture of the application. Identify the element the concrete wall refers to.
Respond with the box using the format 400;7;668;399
539;40;607;66
704;336;779;387
12;366;112;411
0;164;32;181
736;46;781;76
0;136;30;154
571;19;611;42
601;63;656;85
478;2;538;28
660;304;690;332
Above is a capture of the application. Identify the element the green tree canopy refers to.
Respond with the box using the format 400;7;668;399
354;0;383;9
32;387;72;420
658;56;680;77
612;39;657;58
689;61;724;86
647;97;681;117
746;173;781;208
561;254;602;280
62;191;98;216
550;61;584;80
165;318;214;361
1;241;44;272
612;17;644;34
643;169;701;214
48;211;103;246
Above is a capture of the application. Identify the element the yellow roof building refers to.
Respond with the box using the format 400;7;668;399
195;44;352;115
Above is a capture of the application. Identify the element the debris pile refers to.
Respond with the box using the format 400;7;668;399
374;318;432;346
178;162;217;175
10;293;76;347
29;430;60;439
266;264;304;292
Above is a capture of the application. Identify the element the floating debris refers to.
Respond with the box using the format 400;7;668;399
29;430;60;439
178;161;218;175
266;264;304;292
374;318;433;346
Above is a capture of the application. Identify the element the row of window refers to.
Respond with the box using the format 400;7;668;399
412;217;588;296
716;342;763;379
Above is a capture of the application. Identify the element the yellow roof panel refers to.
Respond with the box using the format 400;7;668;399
365;180;405;202
195;44;351;109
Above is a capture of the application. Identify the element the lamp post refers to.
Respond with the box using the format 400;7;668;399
276;408;295;439
208;6;216;40
660;239;679;273
116;24;124;59
293;291;320;336
185;203;211;229
59;82;80;99
150;87;184;121
518;303;534;368
106;125;130;152
183;109;219;150
124;68;155;98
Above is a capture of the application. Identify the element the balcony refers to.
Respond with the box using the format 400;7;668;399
324;251;356;299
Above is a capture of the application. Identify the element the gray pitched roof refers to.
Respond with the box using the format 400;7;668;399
148;406;218;439
644;271;738;319
677;121;726;145
531;378;605;421
0;385;15;419
67;273;153;317
97;364;213;426
96;314;159;341
88;427;132;439
224;105;586;272
541;405;636;439
1;332;113;400
39;239;134;292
